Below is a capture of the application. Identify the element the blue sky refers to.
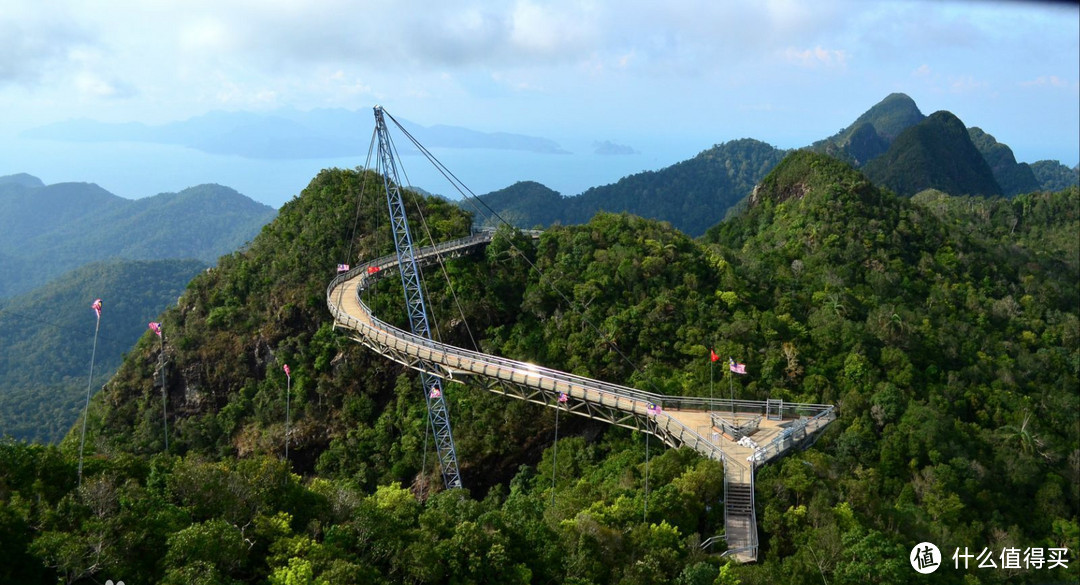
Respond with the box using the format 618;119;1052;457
1;0;1077;206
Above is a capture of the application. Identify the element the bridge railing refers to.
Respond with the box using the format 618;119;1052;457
328;235;836;422
746;407;837;468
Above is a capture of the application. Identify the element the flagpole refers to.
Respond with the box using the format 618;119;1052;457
644;423;650;524
160;333;168;451
285;372;291;461
78;305;102;487
551;402;560;508
729;359;735;416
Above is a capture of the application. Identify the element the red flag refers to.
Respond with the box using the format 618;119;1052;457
92;298;102;318
149;322;162;337
283;364;291;378
729;358;747;375
366;266;381;275
710;349;719;362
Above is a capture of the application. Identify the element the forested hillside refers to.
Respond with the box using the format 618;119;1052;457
967;127;1039;196
0;259;207;443
0;177;276;298
473;139;787;236
808;92;926;165
862;111;1003;197
1031;160;1080;192
0;159;1076;584
472;94;1075;239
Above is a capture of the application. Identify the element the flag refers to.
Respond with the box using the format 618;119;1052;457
149;322;162;337
283;364;291;378
430;386;441;399
91;298;102;318
647;403;661;415
337;263;350;272
710;349;720;362
367;266;381;275
729;358;747;375
558;392;568;403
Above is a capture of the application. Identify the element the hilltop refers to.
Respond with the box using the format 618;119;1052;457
809;92;926;164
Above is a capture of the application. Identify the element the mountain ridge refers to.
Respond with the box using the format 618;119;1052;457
472;93;1076;233
863;110;1003;197
0;177;276;298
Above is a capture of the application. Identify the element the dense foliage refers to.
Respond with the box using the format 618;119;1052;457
863;111;1003;197
0;177;275;298
0;155;1076;584
0;259;206;443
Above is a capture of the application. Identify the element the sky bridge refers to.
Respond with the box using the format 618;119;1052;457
327;230;836;563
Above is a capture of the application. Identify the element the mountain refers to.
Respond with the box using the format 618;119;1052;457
862;110;1003;197
0;160;1062;583
809;92;926;165
474;93;1065;234
473;138;787;236
967;127;1040;196
0;173;46;188
0;258;207;443
0;177;276;298
1031;160;1080;192
471;180;565;228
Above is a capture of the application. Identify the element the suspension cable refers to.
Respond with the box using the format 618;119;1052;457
381;111;663;393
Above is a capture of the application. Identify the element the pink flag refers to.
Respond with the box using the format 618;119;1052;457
283;364;291;378
647;403;661;415
149;322;162;337
430;386;441;399
558;393;568;403
337;264;350;272
729;358;747;375
92;298;102;318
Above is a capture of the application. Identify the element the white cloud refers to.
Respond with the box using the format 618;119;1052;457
1020;75;1074;89
0;10;94;85
73;72;136;98
948;74;987;94
783;46;849;69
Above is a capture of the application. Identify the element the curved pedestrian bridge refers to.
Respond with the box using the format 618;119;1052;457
327;230;837;562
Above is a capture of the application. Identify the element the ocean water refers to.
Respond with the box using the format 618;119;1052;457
0;133;704;209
